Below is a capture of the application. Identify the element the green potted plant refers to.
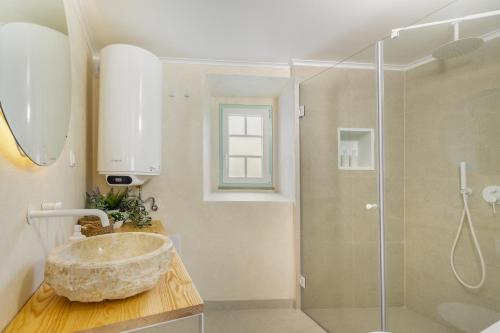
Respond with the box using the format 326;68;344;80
85;187;107;211
108;211;126;229
86;188;128;212
120;197;152;228
103;188;128;215
85;187;128;229
85;187;152;229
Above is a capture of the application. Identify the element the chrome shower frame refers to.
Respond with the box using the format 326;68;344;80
375;40;387;332
391;9;500;38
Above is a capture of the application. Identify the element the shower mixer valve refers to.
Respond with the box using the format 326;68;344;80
482;186;500;214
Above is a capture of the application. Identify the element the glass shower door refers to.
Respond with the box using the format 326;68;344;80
299;44;391;333
300;2;500;332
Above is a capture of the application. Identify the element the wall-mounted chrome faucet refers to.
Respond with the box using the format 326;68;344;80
27;202;110;227
482;186;500;214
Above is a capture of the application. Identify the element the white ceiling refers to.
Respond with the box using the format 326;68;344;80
78;0;500;66
207;75;290;98
78;0;465;64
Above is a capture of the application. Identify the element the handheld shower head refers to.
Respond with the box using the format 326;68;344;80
459;161;467;192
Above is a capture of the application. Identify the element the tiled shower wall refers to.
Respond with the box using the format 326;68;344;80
301;36;500;331
404;37;500;328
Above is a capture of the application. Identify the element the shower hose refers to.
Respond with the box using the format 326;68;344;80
450;192;486;289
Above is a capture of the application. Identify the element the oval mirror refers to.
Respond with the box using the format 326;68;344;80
0;0;71;166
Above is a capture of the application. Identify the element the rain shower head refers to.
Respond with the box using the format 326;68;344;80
432;22;484;60
432;37;484;60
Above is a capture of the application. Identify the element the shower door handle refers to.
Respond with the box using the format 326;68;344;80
366;203;378;210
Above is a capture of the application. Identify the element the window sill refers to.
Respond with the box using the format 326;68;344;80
218;186;275;190
203;192;293;202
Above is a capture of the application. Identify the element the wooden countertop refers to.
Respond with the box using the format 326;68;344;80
4;221;203;333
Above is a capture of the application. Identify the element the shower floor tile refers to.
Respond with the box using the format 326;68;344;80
304;306;459;333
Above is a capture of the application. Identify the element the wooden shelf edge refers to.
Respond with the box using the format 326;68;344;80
78;304;204;333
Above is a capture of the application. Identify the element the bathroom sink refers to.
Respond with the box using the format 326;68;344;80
45;232;174;302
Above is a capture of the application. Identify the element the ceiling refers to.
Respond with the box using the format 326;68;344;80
207;75;290;97
78;0;465;64
78;0;500;66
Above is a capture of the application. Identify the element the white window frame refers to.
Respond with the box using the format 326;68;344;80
219;104;273;188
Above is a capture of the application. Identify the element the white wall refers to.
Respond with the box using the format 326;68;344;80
278;81;297;200
124;63;296;301
0;23;296;325
0;0;92;329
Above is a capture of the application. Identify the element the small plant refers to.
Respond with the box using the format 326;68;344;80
86;187;128;212
109;211;126;222
86;188;107;211
104;188;128;211
86;187;152;228
120;197;152;228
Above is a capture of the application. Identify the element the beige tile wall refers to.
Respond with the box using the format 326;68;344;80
299;65;405;309
0;0;92;329
404;37;500;329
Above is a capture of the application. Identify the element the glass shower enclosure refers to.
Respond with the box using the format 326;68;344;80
299;1;500;332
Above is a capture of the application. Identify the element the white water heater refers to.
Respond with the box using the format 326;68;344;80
97;44;162;186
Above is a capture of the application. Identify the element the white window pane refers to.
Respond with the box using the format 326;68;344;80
246;157;263;178
246;116;263;136
228;157;245;178
229;137;262;156
228;115;245;135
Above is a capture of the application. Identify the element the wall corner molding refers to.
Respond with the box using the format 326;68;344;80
65;0;97;56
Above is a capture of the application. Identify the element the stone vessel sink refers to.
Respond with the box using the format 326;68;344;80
45;232;174;302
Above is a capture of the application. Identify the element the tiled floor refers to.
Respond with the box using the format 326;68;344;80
137;306;463;333
139;308;326;333
305;306;459;333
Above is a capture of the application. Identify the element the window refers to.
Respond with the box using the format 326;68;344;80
219;104;273;188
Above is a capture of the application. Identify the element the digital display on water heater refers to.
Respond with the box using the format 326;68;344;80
107;175;133;185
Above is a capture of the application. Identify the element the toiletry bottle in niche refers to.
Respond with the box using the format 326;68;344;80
341;149;349;168
350;149;358;168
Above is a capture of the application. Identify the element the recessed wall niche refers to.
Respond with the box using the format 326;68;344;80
337;128;374;170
